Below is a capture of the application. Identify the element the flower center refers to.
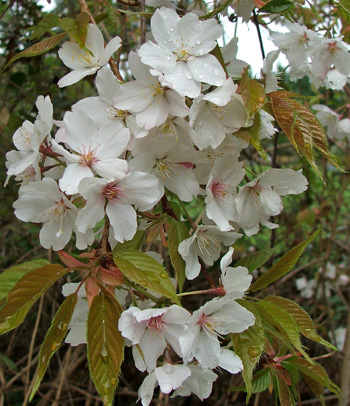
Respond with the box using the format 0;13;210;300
196;230;220;257
79;145;99;167
104;183;126;203
327;41;339;54
211;181;230;200
198;314;218;341
155;158;179;180
151;84;165;98
71;50;95;66
147;315;164;332
39;198;69;237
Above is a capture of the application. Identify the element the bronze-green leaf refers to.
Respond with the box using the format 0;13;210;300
269;91;345;181
250;230;320;292
60;13;89;49
241;68;266;118
0;259;49;303
113;248;180;305
30;293;78;401
231;300;265;401
87;293;124;406
255;300;312;362
287;358;340;395
0;264;68;334
264;296;337;351
29;14;60;39
3;32;67;70
167;218;189;293
113;230;145;254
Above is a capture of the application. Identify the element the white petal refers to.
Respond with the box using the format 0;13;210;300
188;54;226;87
99;36;122;66
58;67;99;87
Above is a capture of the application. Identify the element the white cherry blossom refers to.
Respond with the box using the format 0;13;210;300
235;168;308;236
138;7;226;98
13;178;93;250
179;294;255;369
5;95;53;182
114;52;189;130
51;110;129;195
76;171;162;243
205;154;244;230
178;224;242;280
58;24;121;87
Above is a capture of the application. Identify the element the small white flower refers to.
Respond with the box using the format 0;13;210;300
178;224;242;280
179;295;255;369
58;24;122;87
51;110;129;195
77;171;162;244
118;306;191;372
138;7;226;97
13;178;93;250
235;169;308;236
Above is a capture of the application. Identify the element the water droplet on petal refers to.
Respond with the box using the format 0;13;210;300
160;272;168;279
170;27;175;32
139;280;148;287
166;55;172;61
195;39;201;45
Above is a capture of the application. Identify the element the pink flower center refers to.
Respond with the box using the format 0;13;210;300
79;145;99;167
103;183;126;202
147;315;164;332
211;181;229;199
327;41;339;54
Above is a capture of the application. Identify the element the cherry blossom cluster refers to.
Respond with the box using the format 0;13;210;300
5;6;312;403
271;21;350;90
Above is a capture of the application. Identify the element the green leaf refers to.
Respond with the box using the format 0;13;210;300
287;358;340;395
259;0;294;13
30;293;78;401
255;300;312;362
235;248;275;272
264;296;337;351
87;293;124;406
113;230;145;253
231;368;271;394
0;264;68;334
231;301;265;400
60;13;89;49
167;218;189;293
113;249;180;305
276;373;294;406
269;91;345;182
241;68;266;119
29;14;60;39
3;32;67;70
0;353;18;372
336;0;350;22
250;230;320;292
0;259;49;303
248;112;268;160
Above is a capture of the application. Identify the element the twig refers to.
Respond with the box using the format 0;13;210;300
140;0;146;45
22;295;45;406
